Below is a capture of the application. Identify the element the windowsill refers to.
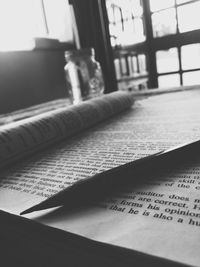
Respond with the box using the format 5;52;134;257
0;38;75;53
33;38;75;51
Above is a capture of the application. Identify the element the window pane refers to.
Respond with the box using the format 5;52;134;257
107;0;143;17
122;8;132;20
150;0;175;12
0;0;46;51
138;54;147;73
131;0;143;17
114;59;121;79
120;57;128;76
152;8;177;37
0;0;74;51
178;2;200;33
156;48;179;73
118;18;145;45
114;7;122;22
107;0;143;18
107;4;114;23
181;44;200;70
158;74;180;87
106;0;145;46
183;71;200;85
43;0;74;42
132;56;139;73
110;36;117;46
109;22;123;39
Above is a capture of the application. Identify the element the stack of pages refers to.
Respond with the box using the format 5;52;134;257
1;89;200;266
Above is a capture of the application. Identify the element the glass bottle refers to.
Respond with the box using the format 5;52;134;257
64;48;104;104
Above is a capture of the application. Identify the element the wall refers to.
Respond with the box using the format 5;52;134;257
0;50;68;114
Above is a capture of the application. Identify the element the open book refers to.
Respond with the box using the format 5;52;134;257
1;89;200;266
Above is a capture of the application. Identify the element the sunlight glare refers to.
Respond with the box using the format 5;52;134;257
0;0;46;51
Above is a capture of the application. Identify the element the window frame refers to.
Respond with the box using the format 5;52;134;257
110;0;200;88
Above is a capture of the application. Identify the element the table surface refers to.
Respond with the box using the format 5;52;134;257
0;84;199;127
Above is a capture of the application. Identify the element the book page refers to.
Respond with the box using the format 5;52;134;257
29;89;200;267
0;91;133;169
34;157;200;267
1;89;200;215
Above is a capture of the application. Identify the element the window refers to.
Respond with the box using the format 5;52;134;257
158;74;180;87
181;44;200;70
177;1;200;33
151;7;177;37
106;0;200;89
106;0;145;46
156;48;179;73
0;0;74;51
106;0;148;90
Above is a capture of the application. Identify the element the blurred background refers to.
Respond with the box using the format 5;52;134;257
0;0;200;113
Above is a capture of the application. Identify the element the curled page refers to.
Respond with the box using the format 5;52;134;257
0;92;134;169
